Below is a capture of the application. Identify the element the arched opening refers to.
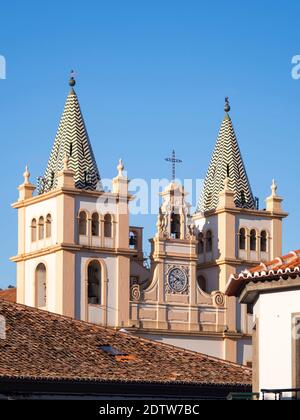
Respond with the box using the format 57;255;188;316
45;214;52;238
129;231;137;249
91;213;99;236
261;230;267;252
170;211;181;239
35;263;46;308
239;228;246;250
198;232;204;254
79;211;87;236
206;230;213;252
250;229;257;251
104;214;112;238
38;216;44;240
88;260;101;305
197;275;206;292
31;219;37;242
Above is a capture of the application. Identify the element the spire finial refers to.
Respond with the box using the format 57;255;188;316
224;176;230;190
271;179;278;197
117;158;124;177
224;97;230;113
23;165;30;184
63;153;69;170
69;70;76;87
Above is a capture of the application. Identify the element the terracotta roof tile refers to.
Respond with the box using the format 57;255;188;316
0;288;16;303
0;300;251;386
226;249;300;296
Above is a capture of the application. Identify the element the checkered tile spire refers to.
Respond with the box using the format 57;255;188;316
42;84;101;193
197;102;255;212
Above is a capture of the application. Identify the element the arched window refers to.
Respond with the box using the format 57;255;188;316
104;214;112;238
129;231;137;249
250;229;257;251
91;213;99;236
79;211;87;236
88;260;101;305
206;230;213;252
36;263;46;308
239;228;246;250
38;216;44;240
197;275;206;292
171;212;181;239
198;232;204;254
31;219;37;242
45;214;52;238
261;230;267;252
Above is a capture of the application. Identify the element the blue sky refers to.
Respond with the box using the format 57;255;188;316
0;0;299;288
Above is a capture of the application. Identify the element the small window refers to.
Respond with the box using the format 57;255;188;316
129;231;137;249
250;229;257;251
98;345;127;356
227;164;230;178
206;230;212;253
197;275;206;292
104;214;112;238
36;263;46;308
170;212;181;239
241;191;246;206
88;260;101;305
38;216;44;240
79;211;87;236
261;231;267;252
239;228;246;250
31;219;37;242
91;213;99;236
69;143;73;157
198;232;204;254
45;214;52;238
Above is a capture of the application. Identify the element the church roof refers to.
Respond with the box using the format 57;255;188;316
41;77;101;193
0;300;252;387
0;288;16;303
197;99;255;213
225;249;300;297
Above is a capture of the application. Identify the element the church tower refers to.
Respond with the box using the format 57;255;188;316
192;98;288;361
11;76;134;327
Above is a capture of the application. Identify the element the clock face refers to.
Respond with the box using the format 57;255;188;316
168;268;187;293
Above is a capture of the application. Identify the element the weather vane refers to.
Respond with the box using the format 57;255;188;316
165;150;182;181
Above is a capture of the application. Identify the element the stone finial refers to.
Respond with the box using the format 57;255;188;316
63;153;69;170
69;70;76;87
224;176;230;190
271;179;278;197
23;165;30;184
117;158;124;177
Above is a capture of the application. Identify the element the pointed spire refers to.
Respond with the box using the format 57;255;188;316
197;99;255;213
42;75;101;193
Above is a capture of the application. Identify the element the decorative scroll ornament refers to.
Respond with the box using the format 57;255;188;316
212;291;225;307
130;284;141;302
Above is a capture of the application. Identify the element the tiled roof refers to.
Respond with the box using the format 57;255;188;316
226;250;300;296
0;288;16;303
0;300;251;386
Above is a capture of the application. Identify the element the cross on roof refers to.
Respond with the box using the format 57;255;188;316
165;150;182;181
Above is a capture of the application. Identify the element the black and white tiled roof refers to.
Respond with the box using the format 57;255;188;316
197;111;255;213
42;87;101;193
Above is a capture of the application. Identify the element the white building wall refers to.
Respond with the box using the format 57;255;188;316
254;289;300;392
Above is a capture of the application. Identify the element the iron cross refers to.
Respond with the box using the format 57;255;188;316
165;150;182;181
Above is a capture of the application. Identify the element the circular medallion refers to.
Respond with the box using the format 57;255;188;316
168;268;187;293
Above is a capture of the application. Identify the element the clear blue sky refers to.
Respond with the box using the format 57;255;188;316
0;0;299;288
